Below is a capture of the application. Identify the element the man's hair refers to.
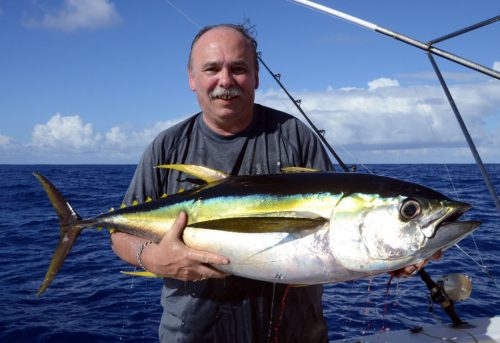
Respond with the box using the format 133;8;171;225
188;23;259;70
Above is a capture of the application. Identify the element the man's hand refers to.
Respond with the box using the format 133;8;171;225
140;211;230;281
392;250;443;278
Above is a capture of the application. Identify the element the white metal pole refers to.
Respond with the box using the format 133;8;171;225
290;0;500;80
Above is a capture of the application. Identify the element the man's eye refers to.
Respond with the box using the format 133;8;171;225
233;67;247;74
203;66;220;74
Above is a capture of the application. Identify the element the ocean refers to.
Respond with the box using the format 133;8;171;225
0;164;499;342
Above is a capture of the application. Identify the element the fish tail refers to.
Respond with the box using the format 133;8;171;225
33;172;85;296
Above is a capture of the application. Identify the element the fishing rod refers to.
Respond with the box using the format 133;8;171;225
291;0;500;80
257;54;351;172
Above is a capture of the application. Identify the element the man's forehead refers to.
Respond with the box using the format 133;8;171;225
193;27;252;54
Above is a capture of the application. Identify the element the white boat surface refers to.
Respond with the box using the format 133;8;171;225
331;315;500;343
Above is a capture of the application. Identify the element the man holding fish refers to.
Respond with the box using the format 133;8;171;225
109;24;443;343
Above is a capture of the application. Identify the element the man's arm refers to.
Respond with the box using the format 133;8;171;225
110;212;229;281
111;139;228;281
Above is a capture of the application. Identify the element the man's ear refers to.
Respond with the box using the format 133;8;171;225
188;68;196;91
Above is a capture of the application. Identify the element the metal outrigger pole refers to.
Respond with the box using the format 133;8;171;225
427;53;500;213
291;0;500;212
291;0;500;80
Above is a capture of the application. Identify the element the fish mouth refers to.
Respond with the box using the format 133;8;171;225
443;200;471;223
429;220;480;252
426;200;480;249
423;200;472;238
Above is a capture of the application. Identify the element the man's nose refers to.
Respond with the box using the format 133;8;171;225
218;68;234;88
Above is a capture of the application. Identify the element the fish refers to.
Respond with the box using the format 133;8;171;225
34;164;480;296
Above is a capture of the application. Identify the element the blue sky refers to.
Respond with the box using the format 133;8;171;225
0;0;499;164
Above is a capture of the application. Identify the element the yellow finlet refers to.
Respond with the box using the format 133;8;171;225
109;207;115;212
156;164;229;183
145;197;152;202
121;271;163;278
132;200;139;206
161;193;168;198
120;203;126;208
281;166;320;173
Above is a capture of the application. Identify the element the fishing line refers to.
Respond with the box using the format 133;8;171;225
454;244;499;289
119;265;138;341
266;283;276;342
161;0;201;29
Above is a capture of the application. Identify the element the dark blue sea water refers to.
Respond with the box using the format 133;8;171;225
0;164;499;342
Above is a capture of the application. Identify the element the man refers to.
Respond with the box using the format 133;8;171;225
111;23;437;342
111;24;333;342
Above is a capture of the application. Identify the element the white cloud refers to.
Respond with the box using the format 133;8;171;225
3;75;499;164
104;120;179;148
257;76;500;163
11;114;184;163
367;78;399;91
0;134;12;148
130;120;178;144
24;0;121;32
105;126;126;145
493;61;500;72
32;113;101;151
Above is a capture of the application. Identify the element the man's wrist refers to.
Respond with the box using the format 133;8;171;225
136;240;154;271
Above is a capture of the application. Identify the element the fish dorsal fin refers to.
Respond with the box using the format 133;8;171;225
189;215;327;233
156;164;229;183
281;167;320;173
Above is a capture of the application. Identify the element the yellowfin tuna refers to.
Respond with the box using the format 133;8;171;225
34;164;479;296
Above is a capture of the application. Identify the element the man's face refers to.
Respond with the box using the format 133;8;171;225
188;27;259;135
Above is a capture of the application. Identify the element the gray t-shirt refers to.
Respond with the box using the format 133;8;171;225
124;104;333;343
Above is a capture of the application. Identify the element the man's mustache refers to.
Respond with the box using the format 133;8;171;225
209;86;243;100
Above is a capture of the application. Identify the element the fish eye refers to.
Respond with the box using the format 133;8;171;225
400;198;421;220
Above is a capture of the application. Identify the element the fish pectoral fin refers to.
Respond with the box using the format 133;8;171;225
189;216;327;233
121;271;163;278
281;166;320;173
155;164;229;183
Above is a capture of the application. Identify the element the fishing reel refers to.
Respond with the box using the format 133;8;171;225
437;273;472;302
418;268;474;327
